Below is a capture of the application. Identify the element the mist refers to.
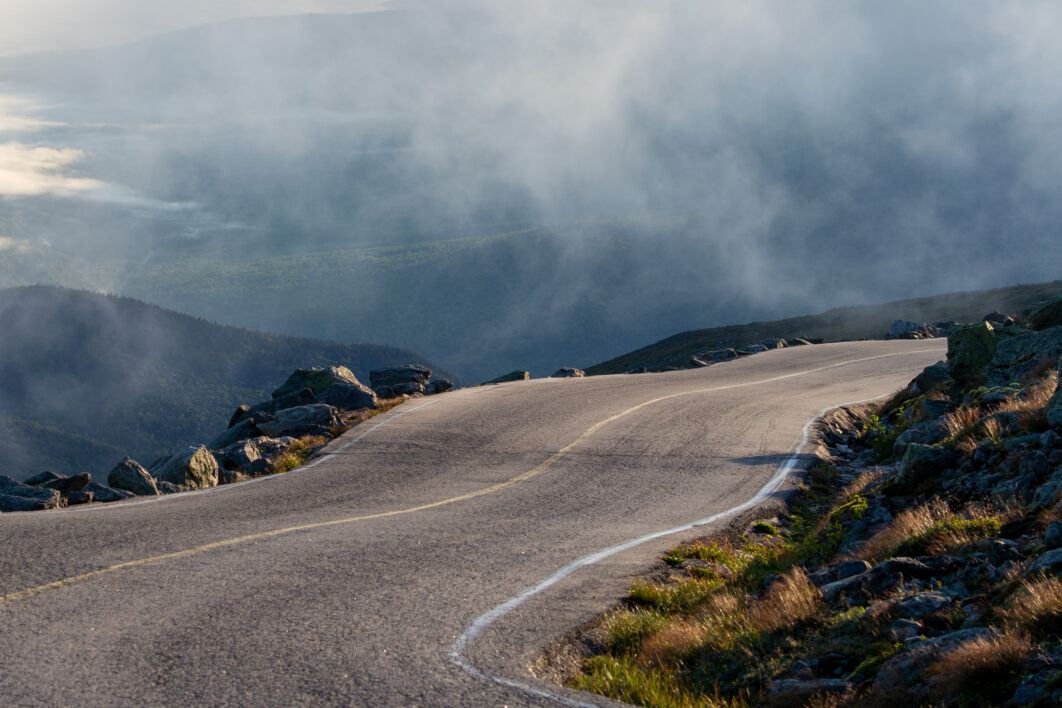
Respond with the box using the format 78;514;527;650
2;0;1061;379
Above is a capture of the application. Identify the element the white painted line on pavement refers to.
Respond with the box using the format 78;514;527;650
448;392;892;707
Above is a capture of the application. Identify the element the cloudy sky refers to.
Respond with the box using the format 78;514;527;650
1;0;388;55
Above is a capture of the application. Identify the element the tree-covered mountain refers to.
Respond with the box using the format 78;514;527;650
0;286;448;481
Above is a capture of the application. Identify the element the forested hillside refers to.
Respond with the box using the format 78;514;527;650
0;286;446;480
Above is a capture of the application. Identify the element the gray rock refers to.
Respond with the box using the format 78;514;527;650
108;457;160;496
895;591;951;620
208;418;262;451
687;356;710;368
231;388;317;428
808;560;871;587
41;473;91;493
888;618;923;642
1033;466;1062;506
789;338;812;346
896;444;956;488
1025;294;1062;330
767;679;853;707
736;344;769;355
1026;548;1062;576
0;492;59;512
889;320;938;339
914;361;952;392
551;367;585;378
325;381;379;411
484;370;531;384
870;628;993;703
946;322;997;386
0;475;62;510
760;338;788;349
430;379;454;394
152;446;219;490
983;311;1016;327
155;480;183;494
255;404;340;438
1046;521;1062;550
985;326;1062;387
370;365;431;391
23;471;64;487
84;481;135;503
216;440;262;471
892;421;949;459
701;348;739;362
273;366;364;399
64;490;93;505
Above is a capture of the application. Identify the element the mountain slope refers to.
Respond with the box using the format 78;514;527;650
0;286;448;480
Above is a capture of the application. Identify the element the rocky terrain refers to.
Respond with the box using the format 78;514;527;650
0;364;452;511
570;294;1062;707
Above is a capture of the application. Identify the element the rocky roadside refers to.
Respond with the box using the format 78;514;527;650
0;364;453;512
560;294;1062;707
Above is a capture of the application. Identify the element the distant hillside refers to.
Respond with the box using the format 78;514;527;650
587;280;1062;375
0;286;449;481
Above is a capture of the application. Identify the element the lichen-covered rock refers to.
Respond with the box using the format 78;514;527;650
272;366;362;399
1025;294;1062;330
485;370;530;384
108;457;160;496
946;322;997;386
870;628;993;703
985;326;1062;387
151;446;219;490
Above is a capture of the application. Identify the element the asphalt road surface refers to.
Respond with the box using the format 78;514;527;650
0;340;946;706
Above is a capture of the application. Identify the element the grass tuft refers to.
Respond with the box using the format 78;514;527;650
999;575;1062;638
926;632;1032;705
748;568;822;634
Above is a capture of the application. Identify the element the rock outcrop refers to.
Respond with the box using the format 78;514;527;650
150;445;219;490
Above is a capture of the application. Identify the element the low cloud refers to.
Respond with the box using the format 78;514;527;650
0;142;102;197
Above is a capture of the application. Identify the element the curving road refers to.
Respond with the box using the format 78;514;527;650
0;340;945;706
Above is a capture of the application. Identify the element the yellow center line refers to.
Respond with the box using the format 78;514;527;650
1;347;940;605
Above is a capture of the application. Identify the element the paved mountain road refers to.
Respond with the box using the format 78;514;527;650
0;340;945;706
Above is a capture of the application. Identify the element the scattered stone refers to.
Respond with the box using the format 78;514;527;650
808;560;871;587
870;628;993;703
889;320;938;339
701;348;739;362
155;480;183;494
894;591;952;620
888;618;923;642
64;490;93;505
370;365;431;394
108;457;160;496
231;387;317;428
760;338;788;349
216;440;262;471
552;367;585;378
208;418;262;451
985;326;1062;387
895;444;957;489
151;445;219;490
736;344;769;355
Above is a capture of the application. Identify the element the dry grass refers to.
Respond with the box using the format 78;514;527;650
999;576;1062;637
941;405;984;440
855;500;949;562
840;468;888;503
748;568;822;633
639;622;705;668
926;632;1032;700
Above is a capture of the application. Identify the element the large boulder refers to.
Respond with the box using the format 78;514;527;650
108;457;160;496
84;481;135;503
215;439;262;471
255;404;340;438
0;475;62;510
324;381;379;411
151;446;219;490
208;417;263;451
946;322;997;386
272;366;362;399
485;370;530;384
895;444;957;489
870;629;993;704
230;387;317;427
985;326;1062;386
1025;295;1062;330
370;365;431;397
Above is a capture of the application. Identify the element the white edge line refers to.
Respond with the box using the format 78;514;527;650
447;391;895;707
